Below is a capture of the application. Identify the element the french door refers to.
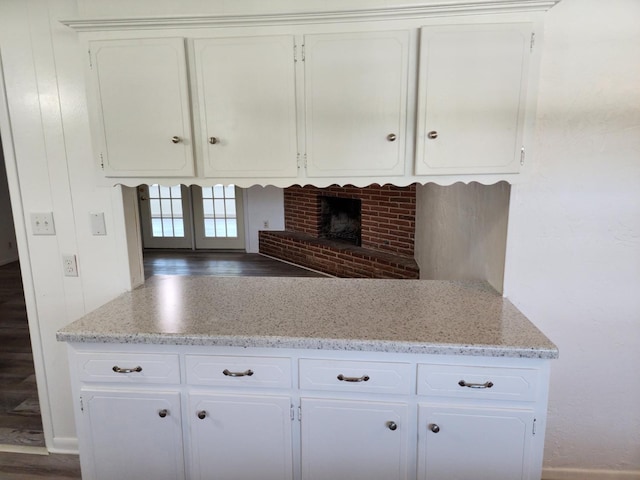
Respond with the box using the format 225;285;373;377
138;184;245;250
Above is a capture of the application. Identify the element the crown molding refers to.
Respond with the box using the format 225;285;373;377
60;1;561;31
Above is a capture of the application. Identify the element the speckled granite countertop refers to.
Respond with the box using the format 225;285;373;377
56;276;558;359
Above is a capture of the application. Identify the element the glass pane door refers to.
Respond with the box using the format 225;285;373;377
138;184;193;249
192;185;245;250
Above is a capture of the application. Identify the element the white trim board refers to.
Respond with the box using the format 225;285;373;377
544;468;640;480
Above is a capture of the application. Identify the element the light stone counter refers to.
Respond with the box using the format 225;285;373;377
56;276;558;359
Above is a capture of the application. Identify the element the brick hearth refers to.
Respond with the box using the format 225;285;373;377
259;184;419;279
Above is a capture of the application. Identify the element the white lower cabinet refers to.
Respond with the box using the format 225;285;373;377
417;404;534;480
188;393;294;480
300;398;409;480
67;346;550;480
81;390;185;480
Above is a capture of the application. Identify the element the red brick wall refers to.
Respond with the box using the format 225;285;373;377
284;184;416;257
260;231;419;279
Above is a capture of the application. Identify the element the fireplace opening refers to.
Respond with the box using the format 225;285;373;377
319;196;361;246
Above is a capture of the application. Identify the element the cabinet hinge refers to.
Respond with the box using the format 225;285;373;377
298;405;302;421
294;44;297;62
304;153;308;169
532;418;537;436
290;405;295;421
301;44;305;62
99;153;105;170
88;49;92;69
520;146;525;166
79;397;84;412
296;152;301;169
530;33;536;53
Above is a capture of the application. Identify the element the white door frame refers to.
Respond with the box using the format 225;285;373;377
0;50;54;451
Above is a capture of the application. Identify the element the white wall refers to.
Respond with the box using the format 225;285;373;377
0;0;134;452
503;0;640;478
244;186;285;253
415;181;510;292
0;139;18;265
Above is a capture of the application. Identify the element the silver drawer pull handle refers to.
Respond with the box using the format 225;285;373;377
112;366;142;374
337;374;370;383
223;369;254;377
458;380;494;389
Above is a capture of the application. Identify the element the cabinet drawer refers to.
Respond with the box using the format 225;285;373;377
417;364;539;401
185;355;291;388
299;359;413;395
76;353;180;384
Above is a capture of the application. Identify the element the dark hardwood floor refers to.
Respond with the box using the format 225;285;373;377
143;250;328;278
0;251;322;478
0;262;45;449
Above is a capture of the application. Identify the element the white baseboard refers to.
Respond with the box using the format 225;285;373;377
543;468;640;480
0;444;48;455
48;436;79;455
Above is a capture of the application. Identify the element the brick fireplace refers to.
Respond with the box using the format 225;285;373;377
259;184;419;279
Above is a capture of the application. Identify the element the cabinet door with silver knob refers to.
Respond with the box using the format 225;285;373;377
189;394;293;480
304;30;410;178
81;390;185;480
194;36;298;179
86;38;194;178
418;404;534;480
301;398;409;480
415;23;534;175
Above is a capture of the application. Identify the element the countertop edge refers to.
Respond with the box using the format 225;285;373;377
56;332;559;360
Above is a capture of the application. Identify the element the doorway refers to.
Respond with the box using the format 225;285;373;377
0;136;45;450
138;184;245;250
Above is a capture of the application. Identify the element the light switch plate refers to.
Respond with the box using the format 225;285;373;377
90;212;106;235
31;212;55;235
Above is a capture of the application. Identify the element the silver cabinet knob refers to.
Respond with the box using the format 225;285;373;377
427;131;438;139
430;423;440;433
197;410;207;420
209;136;219;145
387;133;397;142
387;421;398;431
171;136;181;144
158;409;169;418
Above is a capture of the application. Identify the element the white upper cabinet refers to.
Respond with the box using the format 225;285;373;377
303;31;409;178
415;23;533;175
87;38;195;177
68;2;555;186
193;36;299;178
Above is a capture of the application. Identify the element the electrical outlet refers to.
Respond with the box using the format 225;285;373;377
31;212;56;235
62;255;78;277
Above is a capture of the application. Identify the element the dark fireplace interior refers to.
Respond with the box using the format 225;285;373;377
319;196;362;246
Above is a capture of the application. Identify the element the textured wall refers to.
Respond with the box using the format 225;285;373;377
504;0;640;477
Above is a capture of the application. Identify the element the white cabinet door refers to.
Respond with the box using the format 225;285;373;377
415;23;533;175
194;36;299;178
189;393;294;480
87;38;194;177
418;404;534;480
82;390;184;480
301;398;409;480
304;31;409;178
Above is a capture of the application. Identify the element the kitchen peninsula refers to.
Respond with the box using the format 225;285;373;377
58;276;557;480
